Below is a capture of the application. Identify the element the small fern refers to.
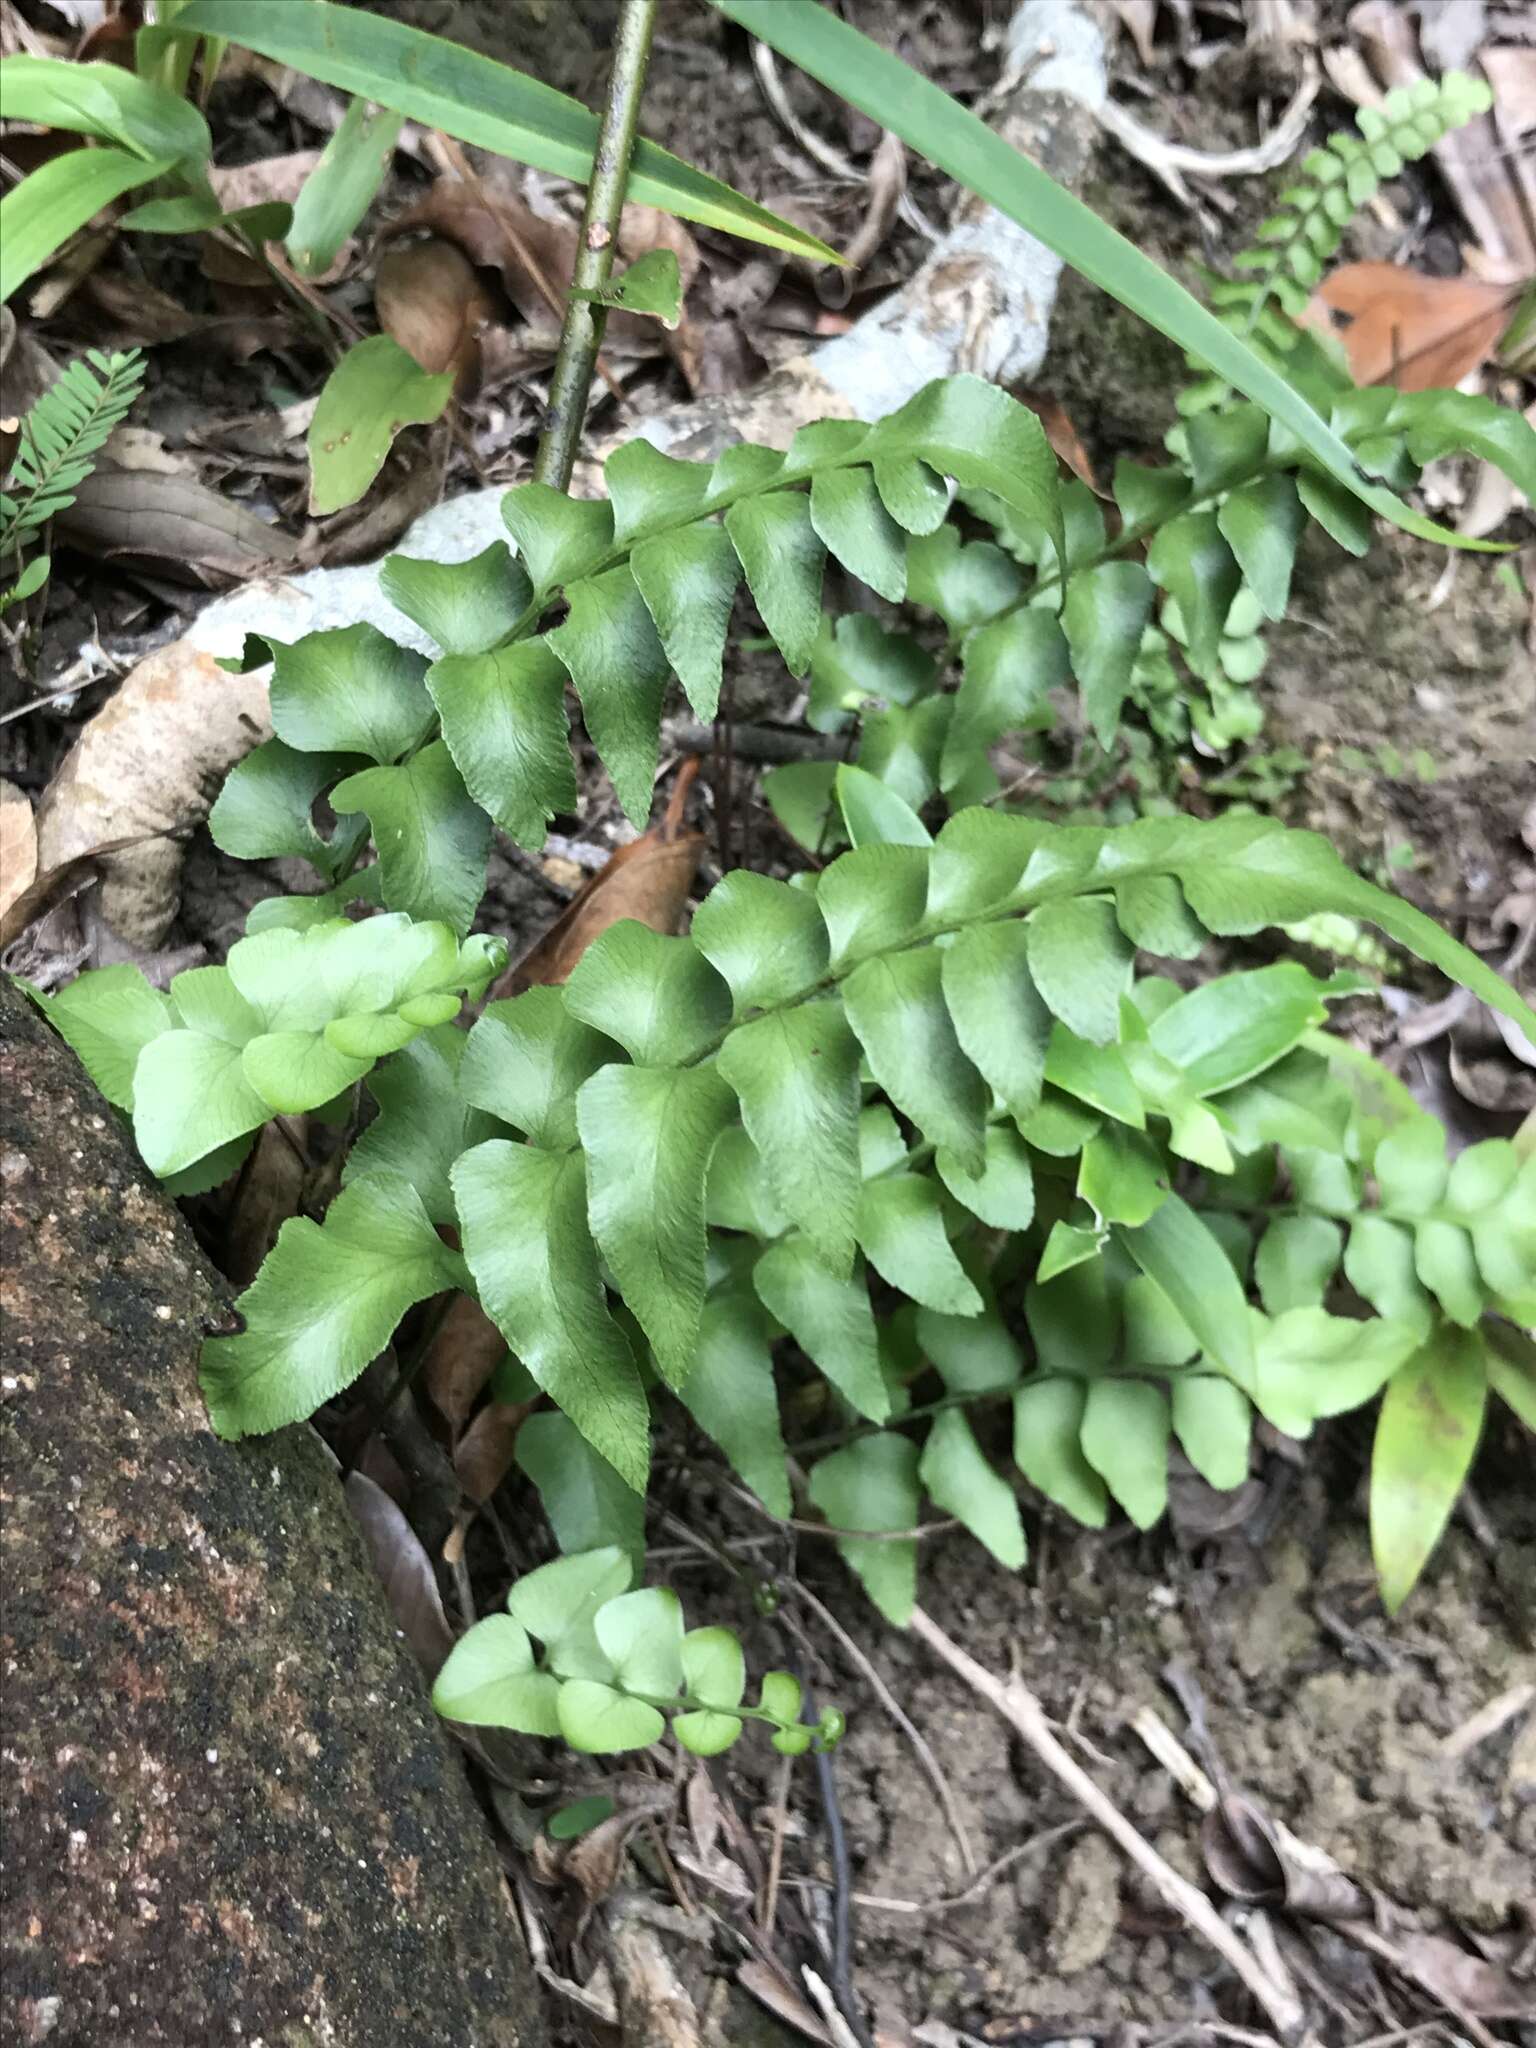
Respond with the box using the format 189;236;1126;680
0;346;145;613
1183;72;1494;416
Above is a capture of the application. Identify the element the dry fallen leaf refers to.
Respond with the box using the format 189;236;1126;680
60;453;299;586
499;759;705;994
374;235;492;387
0;781;39;930
343;1470;455;1682
454;1397;536;1505
423;1291;509;1432
1314;263;1519;390
34;640;272;947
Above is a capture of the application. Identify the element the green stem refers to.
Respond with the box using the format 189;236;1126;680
532;0;659;492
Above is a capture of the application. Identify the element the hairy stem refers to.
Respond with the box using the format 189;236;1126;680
533;0;659;492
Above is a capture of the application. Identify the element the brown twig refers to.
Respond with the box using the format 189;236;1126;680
908;1607;1308;2043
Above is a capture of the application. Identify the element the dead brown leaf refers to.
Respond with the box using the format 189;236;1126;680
0;781;38;929
60;453;299;585
34;640;271;947
374;236;491;386
423;1291;510;1431
222;1121;305;1285
1020;389;1105;494
343;1469;455;1682
208;151;324;218
1314;263;1520;390
499;760;704;994
454;1398;536;1504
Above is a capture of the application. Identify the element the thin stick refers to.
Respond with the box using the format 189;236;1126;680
782;1579;977;1880
760;1752;794;1939
533;0;657;491
908;1608;1307;2043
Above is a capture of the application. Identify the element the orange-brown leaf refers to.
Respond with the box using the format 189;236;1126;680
1315;263;1518;391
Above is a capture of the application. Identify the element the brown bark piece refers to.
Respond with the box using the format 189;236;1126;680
0;977;546;2048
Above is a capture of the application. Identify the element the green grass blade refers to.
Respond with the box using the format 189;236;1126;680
713;0;1502;553
170;0;840;263
0;149;174;304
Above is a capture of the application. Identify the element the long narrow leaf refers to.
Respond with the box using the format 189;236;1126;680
170;0;839;263
0;149;174;304
713;0;1500;553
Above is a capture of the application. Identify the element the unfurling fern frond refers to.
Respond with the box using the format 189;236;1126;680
1184;73;1494;414
0;347;146;555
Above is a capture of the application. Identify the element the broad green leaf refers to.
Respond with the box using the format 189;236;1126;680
716;1002;861;1273
873;455;948;534
0;56;209;161
1018;1088;1102;1156
548;565;670;827
501;483;613;594
565;924;731;1066
1147;513;1240;674
431;1614;561;1734
286;95;404;277
605;437;712;541
344;1027;499;1225
753;1238;889;1422
868;379;1061;573
1078;1125;1167;1228
460;989;616;1151
595;1586;684;1698
1080;1378;1169;1529
134;1030;272;1177
919;1407;1025;1568
816;844;929;966
762;760;840;854
266;622;434;764
1185;406;1268;494
906;524;1024;631
1115;1193;1254;1377
1296;470;1373;556
577;1064;735;1385
1373;1117;1448;1216
1037;1218;1106;1283
1254;1213;1343;1313
807;611;935;732
1344;1215;1432;1331
331;742;490;936
679;1288;792;1518
1170;1377;1251;1491
1150;964;1328;1096
557;1680;666;1754
710;5;1503;555
836;762;931;849
844;948;988;1173
1121;1273;1198;1368
514;1410;646;1572
807;1433;920;1626
1398;387;1536;500
1062;561;1155;746
1;148;175;304
27;964;174;1110
454;1141;649;1490
173;0;840;262
1444;1138;1519;1220
201;1171;458;1436
507;1547;633;1657
382;541;532;657
208;739;364;876
631;524;739;722
1012;1377;1107;1526
1045;1027;1145;1128
1026;1256;1121;1374
1217;475;1304;621
810;464;906;601
1371;1327;1487;1613
935;1124;1036;1231
691;870;830;1012
943;609;1066;788
707;1128;788;1237
682;1626;746;1709
1234;1306;1420;1436
725;493;825;677
856;1173;983;1316
1113;876;1206;960
1413;1219;1483;1328
674;1710;743;1756
308;335;453;515
1026;896;1134;1046
428;638;575;849
860;695;952;812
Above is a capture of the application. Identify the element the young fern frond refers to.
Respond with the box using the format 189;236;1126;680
1184;73;1494;414
0;347;146;555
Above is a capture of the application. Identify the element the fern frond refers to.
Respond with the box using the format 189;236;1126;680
1183;72;1493;414
1;347;145;556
